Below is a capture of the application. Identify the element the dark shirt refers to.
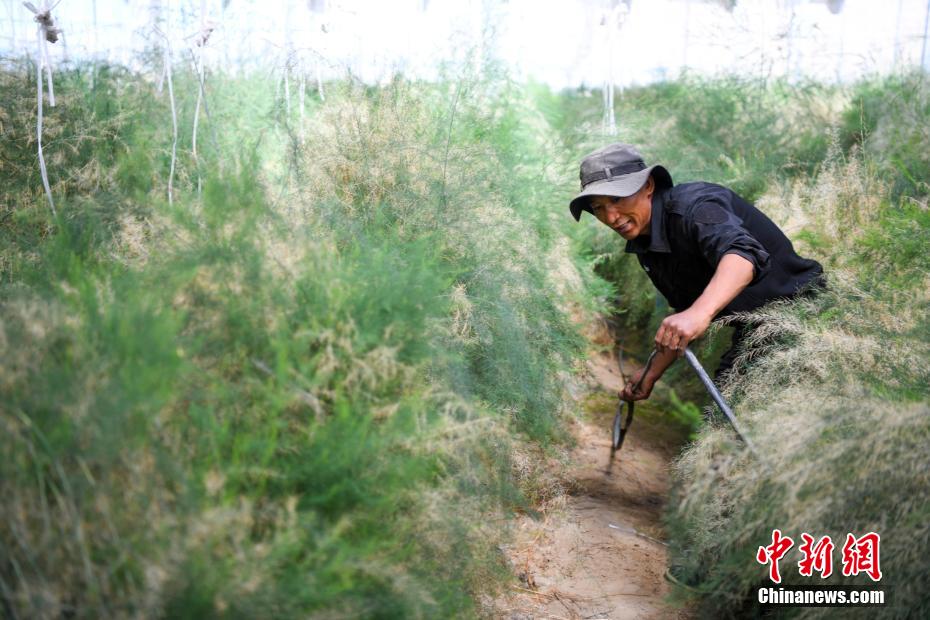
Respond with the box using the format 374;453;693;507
626;182;824;317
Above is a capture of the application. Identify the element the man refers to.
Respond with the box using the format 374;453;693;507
570;143;824;402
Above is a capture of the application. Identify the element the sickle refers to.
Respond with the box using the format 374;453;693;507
610;347;762;465
610;349;657;459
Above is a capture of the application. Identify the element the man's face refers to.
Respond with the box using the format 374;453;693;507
589;178;654;240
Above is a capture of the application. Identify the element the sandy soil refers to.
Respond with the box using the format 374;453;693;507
492;349;690;620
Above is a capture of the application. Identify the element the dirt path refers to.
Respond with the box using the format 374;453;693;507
492;349;690;620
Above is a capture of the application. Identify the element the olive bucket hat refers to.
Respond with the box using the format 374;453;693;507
569;143;673;221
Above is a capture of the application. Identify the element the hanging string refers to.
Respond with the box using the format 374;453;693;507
165;40;178;206
189;15;215;198
154;23;178;206
185;43;220;157
315;56;325;102
299;59;306;120
156;9;219;207
23;0;61;218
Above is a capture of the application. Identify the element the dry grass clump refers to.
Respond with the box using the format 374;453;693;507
756;141;884;249
0;291;180;618
285;79;589;441
840;72;930;200
668;154;930;618
296;88;439;231
0;209;523;618
0;63;126;198
509;441;574;513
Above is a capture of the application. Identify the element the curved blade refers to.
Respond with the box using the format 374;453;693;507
610;349;655;459
612;407;624;450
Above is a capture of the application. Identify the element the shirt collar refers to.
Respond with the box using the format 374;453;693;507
625;188;672;254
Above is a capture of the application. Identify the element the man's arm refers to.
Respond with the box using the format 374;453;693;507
621;253;754;401
655;252;755;354
620;347;677;401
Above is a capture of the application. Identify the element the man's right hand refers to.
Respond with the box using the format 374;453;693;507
620;368;656;401
619;348;679;401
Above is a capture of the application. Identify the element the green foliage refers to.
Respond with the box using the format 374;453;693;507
548;73;930;618
6;52;928;619
665;389;703;435
840;72;930;199
549;76;838;203
0;60;598;618
665;153;930;619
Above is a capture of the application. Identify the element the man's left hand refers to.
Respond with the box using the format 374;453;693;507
655;308;712;356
